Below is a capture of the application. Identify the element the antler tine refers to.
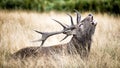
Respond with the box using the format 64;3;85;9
33;30;49;46
33;30;65;46
60;35;69;42
66;13;74;26
60;29;73;42
52;19;66;29
34;30;44;34
74;9;81;24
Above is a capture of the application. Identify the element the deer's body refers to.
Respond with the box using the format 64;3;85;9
12;10;97;59
12;35;93;59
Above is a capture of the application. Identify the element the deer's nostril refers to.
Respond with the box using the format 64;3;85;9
88;14;92;16
91;22;94;25
91;21;97;26
88;14;93;21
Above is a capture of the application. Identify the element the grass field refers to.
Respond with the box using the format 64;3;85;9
0;10;120;68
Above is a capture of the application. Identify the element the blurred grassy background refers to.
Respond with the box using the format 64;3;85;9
0;10;120;68
0;0;120;68
0;0;120;15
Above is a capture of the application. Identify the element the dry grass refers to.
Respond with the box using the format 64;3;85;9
0;10;120;68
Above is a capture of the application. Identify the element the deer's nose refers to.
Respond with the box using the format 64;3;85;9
88;14;93;16
91;20;97;26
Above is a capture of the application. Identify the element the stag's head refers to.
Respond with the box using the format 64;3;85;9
71;13;97;41
34;10;97;46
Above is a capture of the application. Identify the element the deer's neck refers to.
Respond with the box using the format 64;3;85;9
70;35;92;46
68;35;92;55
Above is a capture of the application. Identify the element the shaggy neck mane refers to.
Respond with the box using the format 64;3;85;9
67;35;92;58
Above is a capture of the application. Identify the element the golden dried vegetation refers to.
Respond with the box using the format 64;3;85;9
0;11;120;68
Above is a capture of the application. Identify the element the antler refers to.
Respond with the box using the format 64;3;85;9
60;11;81;41
33;30;65;46
52;19;67;30
34;19;75;46
60;13;75;41
74;9;81;24
34;10;81;46
52;16;75;42
66;13;74;26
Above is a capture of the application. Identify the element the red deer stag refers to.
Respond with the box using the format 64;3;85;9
12;10;97;59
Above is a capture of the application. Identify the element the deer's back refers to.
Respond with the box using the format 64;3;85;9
12;44;70;59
